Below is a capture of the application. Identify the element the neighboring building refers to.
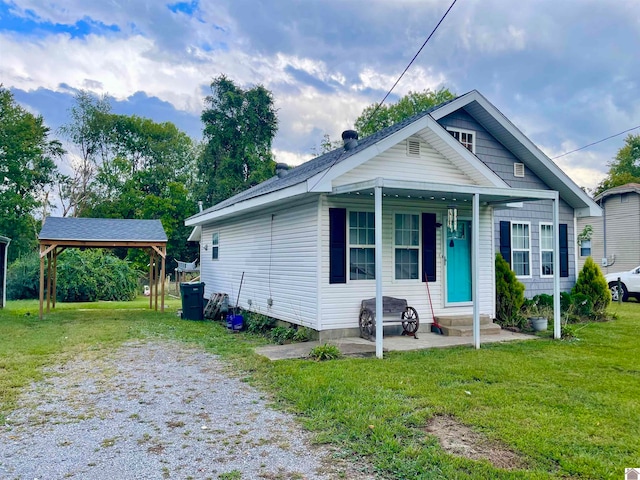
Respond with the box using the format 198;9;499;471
577;183;640;273
0;236;10;308
186;90;600;339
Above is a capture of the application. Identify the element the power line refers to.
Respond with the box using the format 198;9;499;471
552;125;640;159
309;0;458;192
362;0;458;131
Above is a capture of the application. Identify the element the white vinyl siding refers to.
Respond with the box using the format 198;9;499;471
512;222;531;277
199;197;319;328
333;139;477;187
540;223;553;277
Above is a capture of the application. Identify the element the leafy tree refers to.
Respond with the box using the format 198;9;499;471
354;87;456;138
196;75;278;206
58;91;112;217
593;133;640;197
0;87;62;261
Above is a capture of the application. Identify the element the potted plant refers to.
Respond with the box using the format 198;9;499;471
522;301;552;332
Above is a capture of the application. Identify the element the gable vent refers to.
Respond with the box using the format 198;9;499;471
514;163;525;177
407;139;421;157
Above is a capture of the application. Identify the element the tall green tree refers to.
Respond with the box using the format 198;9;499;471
0;87;62;261
196;75;278;206
593;133;640;196
354;87;456;138
58;91;112;217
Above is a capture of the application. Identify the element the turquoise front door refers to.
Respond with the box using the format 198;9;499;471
446;219;472;303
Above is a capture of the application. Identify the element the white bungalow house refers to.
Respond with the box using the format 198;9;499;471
185;90;600;355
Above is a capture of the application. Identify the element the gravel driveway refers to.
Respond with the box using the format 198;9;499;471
0;340;374;480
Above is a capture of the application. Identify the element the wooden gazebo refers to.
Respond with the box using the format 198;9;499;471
38;217;168;319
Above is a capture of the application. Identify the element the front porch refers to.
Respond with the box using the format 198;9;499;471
255;329;538;361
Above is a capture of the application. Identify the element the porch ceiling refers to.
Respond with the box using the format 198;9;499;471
330;177;558;206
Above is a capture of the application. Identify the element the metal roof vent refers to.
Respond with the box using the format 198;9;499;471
407;138;420;157
342;130;359;151
276;163;290;178
514;163;525;178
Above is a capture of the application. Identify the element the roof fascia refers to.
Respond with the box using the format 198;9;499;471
432;91;601;217
185;182;309;226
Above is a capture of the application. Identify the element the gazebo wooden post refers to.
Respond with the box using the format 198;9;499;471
154;252;159;311
39;244;45;319
149;249;154;310
160;247;165;313
46;249;52;313
52;248;58;310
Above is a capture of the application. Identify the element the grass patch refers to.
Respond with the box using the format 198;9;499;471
1;298;639;479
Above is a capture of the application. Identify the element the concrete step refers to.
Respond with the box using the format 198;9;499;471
435;315;494;327
440;323;502;337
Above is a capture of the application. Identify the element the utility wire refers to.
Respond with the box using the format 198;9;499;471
309;0;458;192
552;125;640;159
362;0;458;132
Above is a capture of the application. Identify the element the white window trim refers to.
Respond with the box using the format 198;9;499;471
393;212;421;281
211;232;219;260
348;209;376;282
511;221;531;278
446;126;476;154
539;222;553;278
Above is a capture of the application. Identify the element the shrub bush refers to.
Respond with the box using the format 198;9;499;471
572;257;610;314
245;312;276;334
6;252;40;300
495;253;526;328
270;326;295;345
7;249;139;302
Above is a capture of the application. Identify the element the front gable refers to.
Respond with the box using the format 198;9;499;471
311;115;509;192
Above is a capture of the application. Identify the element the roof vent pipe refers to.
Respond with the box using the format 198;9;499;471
276;162;290;178
342;130;359;151
197;201;203;212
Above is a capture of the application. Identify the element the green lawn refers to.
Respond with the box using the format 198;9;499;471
1;299;638;479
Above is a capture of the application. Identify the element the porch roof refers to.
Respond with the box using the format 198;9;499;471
331;177;558;205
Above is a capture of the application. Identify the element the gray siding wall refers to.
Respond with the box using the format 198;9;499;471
600;193;640;274
439;109;577;296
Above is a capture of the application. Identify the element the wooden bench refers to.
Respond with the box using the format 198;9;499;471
358;296;419;341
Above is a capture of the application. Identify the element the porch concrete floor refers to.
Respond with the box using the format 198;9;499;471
255;330;538;361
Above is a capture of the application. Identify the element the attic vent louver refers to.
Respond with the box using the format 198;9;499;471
407;139;420;157
514;163;525;178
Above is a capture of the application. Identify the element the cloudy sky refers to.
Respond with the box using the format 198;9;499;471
2;0;639;192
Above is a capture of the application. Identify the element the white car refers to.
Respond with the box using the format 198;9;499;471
605;266;640;302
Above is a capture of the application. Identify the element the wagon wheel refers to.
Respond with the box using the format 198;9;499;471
401;307;419;338
359;308;375;340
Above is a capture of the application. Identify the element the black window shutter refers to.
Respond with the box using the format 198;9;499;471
329;208;347;284
559;223;569;278
499;221;511;266
422;213;436;282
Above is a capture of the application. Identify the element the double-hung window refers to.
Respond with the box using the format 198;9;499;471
511;222;530;277
394;213;419;279
349;211;375;280
211;232;219;260
540;223;553;277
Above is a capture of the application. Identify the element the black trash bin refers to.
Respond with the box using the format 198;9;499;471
180;282;205;320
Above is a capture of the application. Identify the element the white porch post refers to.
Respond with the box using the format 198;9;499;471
553;194;561;339
375;183;384;359
472;193;480;349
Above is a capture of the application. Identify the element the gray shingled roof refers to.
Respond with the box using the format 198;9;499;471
594;183;640;202
187;95;461;222
39;217;168;242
